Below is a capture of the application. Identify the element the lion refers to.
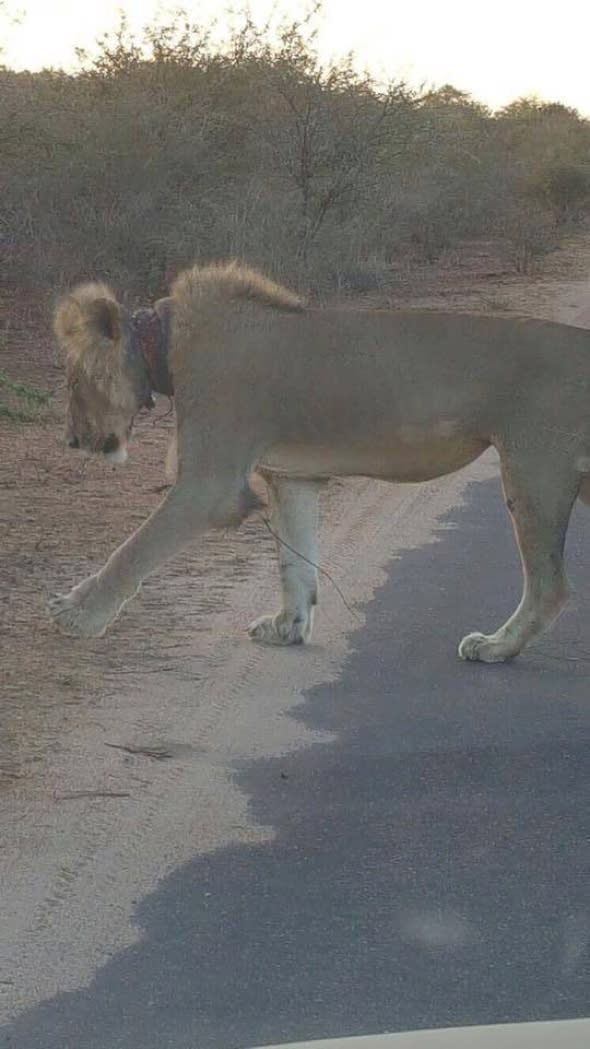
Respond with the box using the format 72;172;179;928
49;261;590;663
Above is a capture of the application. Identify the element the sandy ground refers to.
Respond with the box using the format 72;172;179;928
1;234;589;1021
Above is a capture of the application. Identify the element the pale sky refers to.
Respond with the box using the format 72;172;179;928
3;0;590;115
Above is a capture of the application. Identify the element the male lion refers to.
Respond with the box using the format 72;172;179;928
50;262;590;663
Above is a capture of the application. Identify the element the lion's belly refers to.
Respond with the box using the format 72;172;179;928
259;430;489;482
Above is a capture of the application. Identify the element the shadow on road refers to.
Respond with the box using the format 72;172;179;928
4;477;590;1049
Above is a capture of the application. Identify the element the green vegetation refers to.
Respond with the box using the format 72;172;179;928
2;7;590;296
0;367;51;423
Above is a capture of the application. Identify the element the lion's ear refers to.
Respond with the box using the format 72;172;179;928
85;297;122;343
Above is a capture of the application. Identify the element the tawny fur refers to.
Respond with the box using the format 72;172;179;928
170;261;305;314
49;260;590;664
53;282;137;450
53;282;129;403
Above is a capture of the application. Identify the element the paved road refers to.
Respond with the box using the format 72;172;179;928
3;474;590;1048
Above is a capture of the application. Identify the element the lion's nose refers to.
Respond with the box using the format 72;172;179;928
102;434;119;455
68;436;80;449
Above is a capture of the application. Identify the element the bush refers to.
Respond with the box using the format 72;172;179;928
1;10;589;296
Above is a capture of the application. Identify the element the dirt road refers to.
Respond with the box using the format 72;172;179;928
1;235;590;1032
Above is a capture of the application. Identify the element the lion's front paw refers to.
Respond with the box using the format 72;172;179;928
48;575;123;638
458;631;517;664
248;609;313;646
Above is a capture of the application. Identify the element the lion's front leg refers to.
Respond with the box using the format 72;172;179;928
49;475;248;638
459;452;578;663
249;476;323;646
48;570;134;639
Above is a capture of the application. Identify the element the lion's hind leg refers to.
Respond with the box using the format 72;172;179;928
249;475;323;646
459;451;578;663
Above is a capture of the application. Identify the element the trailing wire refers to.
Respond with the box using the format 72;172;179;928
259;514;361;624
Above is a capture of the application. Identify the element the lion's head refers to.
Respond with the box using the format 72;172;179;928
53;283;154;464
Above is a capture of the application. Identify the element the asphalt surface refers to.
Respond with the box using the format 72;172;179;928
3;474;590;1049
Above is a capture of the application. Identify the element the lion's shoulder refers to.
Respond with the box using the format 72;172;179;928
171;262;305;313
